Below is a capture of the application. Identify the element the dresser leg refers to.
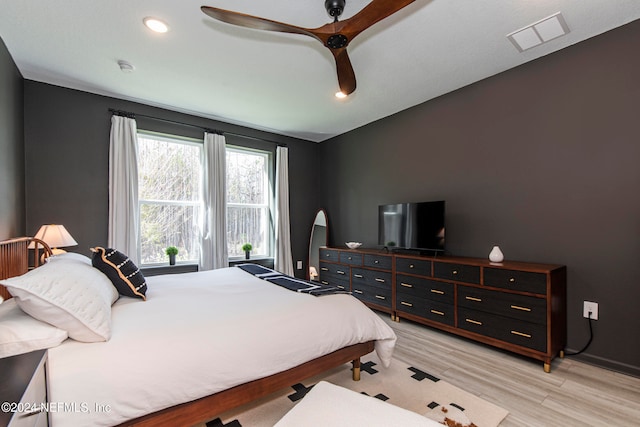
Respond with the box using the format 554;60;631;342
559;350;565;358
352;359;361;381
543;362;551;373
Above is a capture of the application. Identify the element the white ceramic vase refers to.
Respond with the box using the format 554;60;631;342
489;245;504;262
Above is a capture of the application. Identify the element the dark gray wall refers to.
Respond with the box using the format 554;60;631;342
0;37;25;239
320;20;640;376
23;82;320;277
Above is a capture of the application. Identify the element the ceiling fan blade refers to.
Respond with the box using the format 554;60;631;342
201;6;317;39
339;0;417;41
331;48;356;95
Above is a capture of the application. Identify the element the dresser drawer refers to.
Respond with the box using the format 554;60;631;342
320;248;340;262
484;268;547;295
434;262;480;284
351;285;392;308
396;274;454;304
319;262;349;290
352;268;392;290
458;285;547;324
339;251;363;266
395;257;432;276
458;307;547;352
396;296;454;326
363;253;392;270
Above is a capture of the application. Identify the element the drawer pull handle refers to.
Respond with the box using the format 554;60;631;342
401;301;413;307
401;283;413;288
409;264;415;268
348;256;352;260
431;289;444;295
354;274;363;278
511;330;531;338
374;260;379;264
353;289;363;294
337;270;345;275
375;278;385;283
320;267;328;271
325;253;331;257
452;270;458;275
430;309;445;316
375;295;386;300
511;305;532;312
321;281;329;285
465;318;482;325
465;296;482;302
509;277;516;283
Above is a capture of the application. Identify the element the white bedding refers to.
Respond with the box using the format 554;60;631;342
46;267;397;426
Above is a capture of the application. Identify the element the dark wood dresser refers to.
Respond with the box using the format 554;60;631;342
320;247;567;372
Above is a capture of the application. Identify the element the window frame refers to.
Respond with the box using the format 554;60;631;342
137;131;203;266
225;144;275;261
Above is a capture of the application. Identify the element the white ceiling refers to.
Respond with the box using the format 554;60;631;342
1;1;639;142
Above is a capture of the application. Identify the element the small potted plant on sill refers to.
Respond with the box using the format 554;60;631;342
242;243;253;260
165;246;178;266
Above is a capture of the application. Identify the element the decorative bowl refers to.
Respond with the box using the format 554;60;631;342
345;242;362;249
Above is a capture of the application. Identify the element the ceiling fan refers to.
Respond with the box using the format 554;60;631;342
201;0;417;96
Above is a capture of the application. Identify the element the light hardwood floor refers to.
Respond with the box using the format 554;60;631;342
384;315;640;426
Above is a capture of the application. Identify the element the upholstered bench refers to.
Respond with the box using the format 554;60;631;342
273;381;442;427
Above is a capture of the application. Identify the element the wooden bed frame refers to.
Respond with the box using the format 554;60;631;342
0;237;375;427
0;237;51;301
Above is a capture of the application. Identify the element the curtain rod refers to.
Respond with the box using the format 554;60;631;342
108;108;288;147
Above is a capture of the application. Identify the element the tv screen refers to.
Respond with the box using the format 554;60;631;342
378;201;445;253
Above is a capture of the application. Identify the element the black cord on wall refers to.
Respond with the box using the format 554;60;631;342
564;312;594;356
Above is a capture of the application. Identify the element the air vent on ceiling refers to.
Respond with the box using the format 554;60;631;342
507;12;570;52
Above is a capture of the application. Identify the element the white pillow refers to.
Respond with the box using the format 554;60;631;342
2;261;119;342
0;298;68;357
46;252;92;265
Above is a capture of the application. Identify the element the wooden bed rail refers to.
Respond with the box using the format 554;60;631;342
0;237;52;300
117;340;375;427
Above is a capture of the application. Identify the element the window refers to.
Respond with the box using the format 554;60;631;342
226;147;273;259
137;131;273;265
137;132;202;265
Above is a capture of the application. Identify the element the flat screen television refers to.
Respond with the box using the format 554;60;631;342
378;201;445;254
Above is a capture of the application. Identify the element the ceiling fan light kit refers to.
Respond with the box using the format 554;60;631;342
201;0;417;96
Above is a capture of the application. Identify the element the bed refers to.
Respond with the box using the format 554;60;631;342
0;237;397;426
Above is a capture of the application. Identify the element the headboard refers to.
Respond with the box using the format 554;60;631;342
0;237;52;301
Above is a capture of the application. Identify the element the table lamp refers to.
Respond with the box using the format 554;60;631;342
33;224;78;256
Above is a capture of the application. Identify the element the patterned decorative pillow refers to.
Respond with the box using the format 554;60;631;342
91;247;147;300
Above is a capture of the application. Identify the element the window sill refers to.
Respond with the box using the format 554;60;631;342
141;263;199;277
229;257;274;269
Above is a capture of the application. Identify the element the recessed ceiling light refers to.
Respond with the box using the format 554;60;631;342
507;12;569;52
143;17;169;33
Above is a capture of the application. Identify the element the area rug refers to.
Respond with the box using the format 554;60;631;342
201;353;508;427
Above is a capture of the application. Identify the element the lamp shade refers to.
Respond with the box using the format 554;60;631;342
33;224;78;249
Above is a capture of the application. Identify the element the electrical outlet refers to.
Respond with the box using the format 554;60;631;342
583;301;598;320
296;260;303;270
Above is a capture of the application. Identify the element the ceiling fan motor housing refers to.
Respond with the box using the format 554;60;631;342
325;0;346;17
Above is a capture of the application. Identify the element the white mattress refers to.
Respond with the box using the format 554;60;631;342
46;267;397;426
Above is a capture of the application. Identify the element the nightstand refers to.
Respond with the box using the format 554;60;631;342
0;349;48;427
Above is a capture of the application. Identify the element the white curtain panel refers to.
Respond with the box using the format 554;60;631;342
275;146;294;275
200;132;228;270
108;115;140;264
